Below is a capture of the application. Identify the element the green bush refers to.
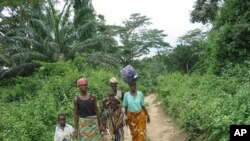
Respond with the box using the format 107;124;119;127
157;73;250;141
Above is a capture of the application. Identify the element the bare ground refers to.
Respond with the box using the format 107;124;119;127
124;94;187;141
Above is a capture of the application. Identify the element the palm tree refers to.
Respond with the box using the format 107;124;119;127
0;0;119;79
0;0;72;78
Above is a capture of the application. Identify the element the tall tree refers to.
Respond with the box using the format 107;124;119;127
114;13;169;66
205;0;250;75
158;29;207;73
73;0;95;40
0;0;49;78
191;0;222;24
0;0;44;7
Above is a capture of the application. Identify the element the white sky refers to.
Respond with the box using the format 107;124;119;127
92;0;204;47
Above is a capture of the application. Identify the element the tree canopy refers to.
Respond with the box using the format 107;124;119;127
113;13;169;66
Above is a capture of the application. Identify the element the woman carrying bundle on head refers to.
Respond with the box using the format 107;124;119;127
121;65;150;141
123;81;150;141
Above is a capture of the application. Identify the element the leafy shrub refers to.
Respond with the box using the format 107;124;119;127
157;73;250;141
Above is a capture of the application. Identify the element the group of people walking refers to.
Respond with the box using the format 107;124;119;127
54;77;150;141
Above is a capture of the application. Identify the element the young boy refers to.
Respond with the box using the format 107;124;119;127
100;115;111;141
54;113;74;141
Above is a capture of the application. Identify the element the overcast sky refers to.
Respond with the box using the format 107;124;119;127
92;0;204;47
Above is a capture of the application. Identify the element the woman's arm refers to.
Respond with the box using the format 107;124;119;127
142;106;150;123
124;107;128;126
74;97;79;132
125;107;128;115
121;90;124;101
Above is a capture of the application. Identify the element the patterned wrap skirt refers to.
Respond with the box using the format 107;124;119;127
108;108;125;141
126;110;147;141
78;116;101;141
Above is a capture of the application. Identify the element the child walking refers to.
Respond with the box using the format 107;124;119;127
54;113;74;141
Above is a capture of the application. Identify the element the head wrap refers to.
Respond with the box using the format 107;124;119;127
110;77;118;84
77;78;88;86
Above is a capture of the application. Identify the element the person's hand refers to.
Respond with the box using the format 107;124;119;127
125;118;129;126
73;128;78;138
147;115;150;124
113;127;118;134
99;125;104;133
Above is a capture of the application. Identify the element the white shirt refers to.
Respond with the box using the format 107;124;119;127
115;90;123;100
54;124;74;141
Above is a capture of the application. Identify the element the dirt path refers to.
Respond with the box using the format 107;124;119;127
124;94;187;141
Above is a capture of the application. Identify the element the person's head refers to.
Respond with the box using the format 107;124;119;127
57;113;66;126
128;81;136;92
77;78;88;92
110;97;120;110
101;115;107;126
108;90;115;97
110;77;118;90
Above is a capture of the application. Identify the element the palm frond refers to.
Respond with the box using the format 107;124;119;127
0;54;12;66
59;24;75;45
5;46;30;54
59;2;72;27
95;34;117;46
0;62;40;79
67;39;98;58
10;52;48;63
4;25;32;36
8;36;44;48
74;5;95;27
30;18;52;38
45;41;60;53
75;20;96;39
85;52;120;68
45;3;58;39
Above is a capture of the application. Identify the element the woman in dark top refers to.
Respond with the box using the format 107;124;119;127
74;78;101;141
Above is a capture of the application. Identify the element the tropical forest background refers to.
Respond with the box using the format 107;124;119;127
0;0;249;141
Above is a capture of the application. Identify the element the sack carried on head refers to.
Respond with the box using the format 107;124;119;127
120;65;138;84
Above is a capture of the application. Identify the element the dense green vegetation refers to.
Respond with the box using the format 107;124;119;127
157;73;249;141
155;0;250;140
1;0;249;141
0;55;150;140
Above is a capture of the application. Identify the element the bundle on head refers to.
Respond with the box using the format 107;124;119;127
120;65;139;84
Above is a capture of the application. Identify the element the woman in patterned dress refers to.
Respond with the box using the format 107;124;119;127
73;78;102;141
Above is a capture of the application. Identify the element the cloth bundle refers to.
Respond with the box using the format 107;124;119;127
120;65;138;84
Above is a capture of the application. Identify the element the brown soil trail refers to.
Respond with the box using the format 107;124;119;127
124;94;187;141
